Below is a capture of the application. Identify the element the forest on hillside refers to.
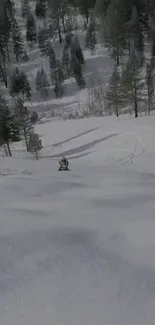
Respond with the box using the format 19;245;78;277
0;0;155;156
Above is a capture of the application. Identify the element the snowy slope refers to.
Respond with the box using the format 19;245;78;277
1;0;113;117
1;115;155;325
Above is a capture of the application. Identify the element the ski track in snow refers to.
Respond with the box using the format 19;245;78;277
0;116;155;325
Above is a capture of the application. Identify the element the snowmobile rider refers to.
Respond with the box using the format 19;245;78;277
59;156;69;169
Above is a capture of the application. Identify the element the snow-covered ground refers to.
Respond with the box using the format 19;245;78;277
1;115;155;325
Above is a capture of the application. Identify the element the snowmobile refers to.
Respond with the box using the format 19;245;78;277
58;157;69;171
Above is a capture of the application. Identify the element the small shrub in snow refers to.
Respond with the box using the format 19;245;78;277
28;132;43;160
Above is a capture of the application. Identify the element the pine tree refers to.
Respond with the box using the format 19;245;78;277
10;68;31;101
85;15;97;55
10;68;21;97
13;98;33;151
48;0;69;43
0;96;20;156
38;24;50;56
128;6;144;60
28;131;43;160
30;111;38;124
12;18;24;61
0;56;7;88
49;45;56;70
20;71;31;101
121;52;145;118
95;0;111;17
0;0;16;88
62;45;71;78
145;62;154;115
149;12;155;69
35;0;47;19
49;45;57;84
54;62;64;97
21;0;31;18
101;0;127;66
26;13;37;46
105;64;124;117
35;68;50;99
71;52;85;88
71;35;85;65
70;0;96;23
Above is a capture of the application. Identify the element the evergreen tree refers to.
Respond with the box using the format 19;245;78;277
13;98;33;151
12;18;24;61
128;6;144;60
21;0;31;18
54;62;64;97
121;52;145;118
35;0;47;19
69;0;96;23
0;56;7;88
95;0;111;17
48;0;69;43
10;68;31;101
38;24;50;56
49;45;57;84
145;62;154;115
28;131;43;160
30;111;38;124
105;64;124;117
149;12;155;69
10;68;22;97
0;0;16;87
0;96;20;156
71;35;85;65
62;45;71;78
35;68;50;99
26;13;37;46
49;46;56;70
85;15;97;54
101;0;127;66
71;52;85;88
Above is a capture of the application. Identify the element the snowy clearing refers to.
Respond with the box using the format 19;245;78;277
1;115;155;325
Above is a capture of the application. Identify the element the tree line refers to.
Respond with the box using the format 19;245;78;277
1;0;155;159
95;0;155;117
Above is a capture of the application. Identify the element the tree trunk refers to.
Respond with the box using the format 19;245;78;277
61;12;66;34
116;45;120;66
6;142;12;156
35;150;38;160
148;97;151;115
133;61;138;118
6;44;10;62
134;88;138;118
128;41;131;57
0;64;8;88
116;104;119;117
23;127;29;151
57;19;62;43
85;10;89;24
4;144;8;156
0;44;7;87
148;89;151;115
